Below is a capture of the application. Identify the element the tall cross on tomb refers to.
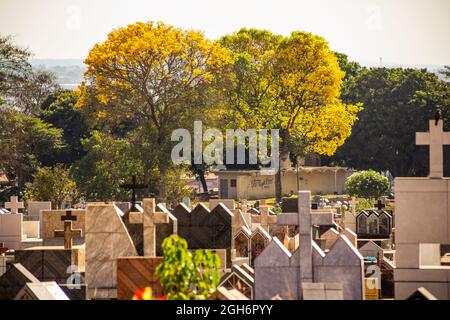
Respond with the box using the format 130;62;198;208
129;198;170;256
5;196;24;214
54;210;82;249
374;200;386;211
120;175;148;212
416;120;450;178
276;191;313;287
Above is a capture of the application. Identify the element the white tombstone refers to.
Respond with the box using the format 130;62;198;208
27;201;52;217
0;213;23;249
416;120;450;178
395;119;450;299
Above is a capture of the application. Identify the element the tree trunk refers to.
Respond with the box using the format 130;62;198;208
276;145;290;203
275;168;282;203
198;169;208;193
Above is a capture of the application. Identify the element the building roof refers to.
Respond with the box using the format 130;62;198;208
15;282;69;300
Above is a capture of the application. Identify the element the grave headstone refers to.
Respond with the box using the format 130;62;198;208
41;209;85;244
14;281;70;300
172;202;233;267
26;201;52;218
0;212;22;249
129;198;173;257
254;191;364;300
85;203;137;299
0;263;40;299
14;249;74;283
54;212;83;250
209;199;235;211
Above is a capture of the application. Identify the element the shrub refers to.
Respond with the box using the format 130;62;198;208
345;170;389;199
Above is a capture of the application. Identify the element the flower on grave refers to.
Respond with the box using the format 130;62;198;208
132;287;167;300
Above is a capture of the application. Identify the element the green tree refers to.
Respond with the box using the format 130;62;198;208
78;21;231;199
28;165;78;209
0;108;65;190
162;167;195;208
9;69;60;116
40;90;89;165
345;170;389;199
156;235;221;300
70;130;143;201
324;67;450;176
440;66;450;81
0;34;31;105
220;29;361;200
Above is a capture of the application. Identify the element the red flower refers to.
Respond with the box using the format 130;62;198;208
132;288;166;300
132;287;152;300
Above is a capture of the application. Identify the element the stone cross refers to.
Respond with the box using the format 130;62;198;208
416;120;450;178
120;175;148;212
129;198;169;256
5;196;24;214
276;191;313;289
0;242;8;255
54;220;82;249
373;200;386;211
251;205;276;231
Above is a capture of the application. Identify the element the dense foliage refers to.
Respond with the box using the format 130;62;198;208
1;24;448;204
345;170;389;199
155;235;221;300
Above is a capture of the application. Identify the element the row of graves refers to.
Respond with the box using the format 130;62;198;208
2;118;447;300
0;187;398;300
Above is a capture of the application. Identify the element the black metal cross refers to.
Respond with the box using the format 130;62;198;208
120;175;148;211
374;200;386;211
0;242;8;255
61;210;77;222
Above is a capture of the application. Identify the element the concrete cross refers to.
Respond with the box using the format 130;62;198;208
416;120;450;178
5;196;24;214
275;191;313;289
54;220;82;249
251;205;277;231
129;198;169;256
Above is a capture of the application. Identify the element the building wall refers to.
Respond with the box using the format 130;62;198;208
394;178;450;300
216;169;352;200
283;170;352;195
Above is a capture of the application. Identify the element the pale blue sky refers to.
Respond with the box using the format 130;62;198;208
0;0;449;65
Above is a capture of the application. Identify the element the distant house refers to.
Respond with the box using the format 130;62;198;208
215;166;354;200
184;173;218;194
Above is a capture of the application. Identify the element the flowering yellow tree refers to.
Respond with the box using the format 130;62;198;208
78;21;231;197
220;29;361;200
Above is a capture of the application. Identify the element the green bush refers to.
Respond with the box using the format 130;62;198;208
27;165;78;209
156;235;221;300
345;170;389;199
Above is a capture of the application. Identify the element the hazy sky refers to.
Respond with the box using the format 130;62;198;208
0;0;449;65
